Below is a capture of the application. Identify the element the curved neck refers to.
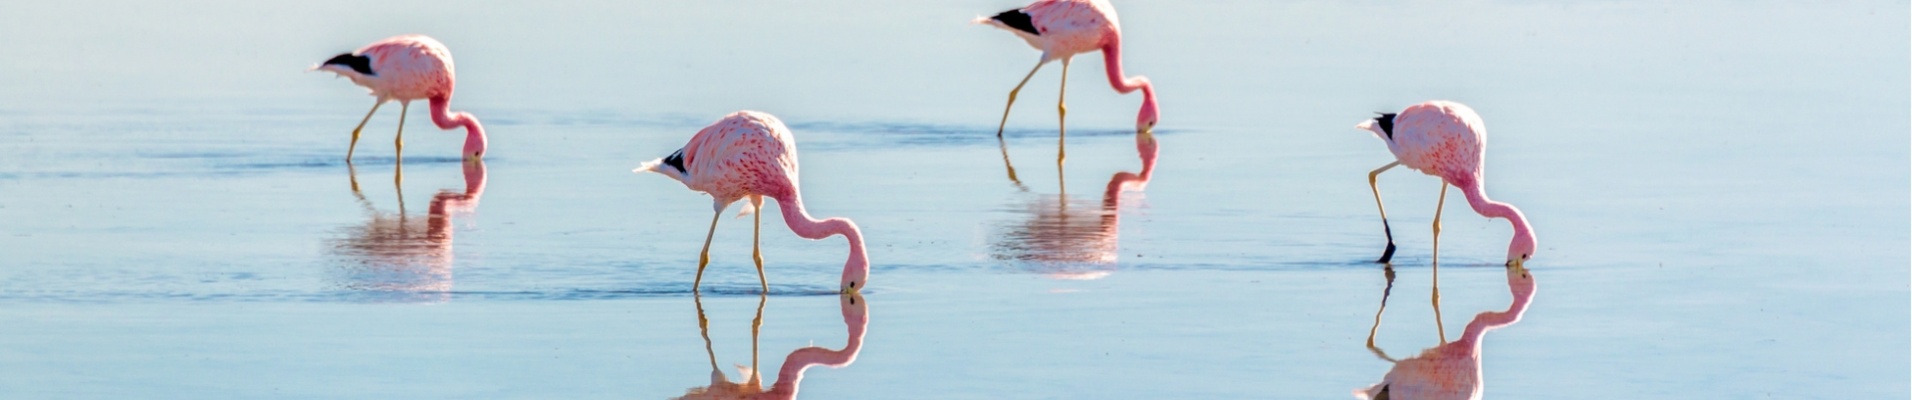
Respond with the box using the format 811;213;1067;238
1100;38;1158;124
1460;183;1531;247
428;95;487;158
773;193;870;290
1458;277;1537;346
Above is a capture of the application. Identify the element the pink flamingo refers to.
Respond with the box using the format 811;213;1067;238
1355;101;1537;305
975;0;1161;165
1355;264;1536;400
677;291;869;400
314;34;488;162
636;111;871;294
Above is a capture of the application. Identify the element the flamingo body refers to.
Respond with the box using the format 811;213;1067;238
328;35;456;101
1357;101;1536;265
1375;102;1486;188
984;0;1120;62
316;35;488;160
638;111;870;293
649;111;801;210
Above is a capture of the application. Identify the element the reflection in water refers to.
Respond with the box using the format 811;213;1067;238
326;160;487;301
1355;265;1536;400
991;132;1157;279
678;292;869;400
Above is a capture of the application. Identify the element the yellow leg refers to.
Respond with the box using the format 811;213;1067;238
751;196;768;294
1369;161;1401;263
694;210;722;293
1432;183;1448;343
1365;265;1399;362
1056;58;1070;166
393;102;408;163
995;61;1047;137
346;101;383;162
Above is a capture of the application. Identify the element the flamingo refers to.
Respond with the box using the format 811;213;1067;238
677;291;868;400
1356;264;1536;400
975;0;1160;166
1355;101;1537;306
314;34;488;163
636;111;871;294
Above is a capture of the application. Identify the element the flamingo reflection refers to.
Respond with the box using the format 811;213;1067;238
998;127;1158;194
327;160;486;301
991;132;1156;279
1355;264;1536;400
677;292;869;400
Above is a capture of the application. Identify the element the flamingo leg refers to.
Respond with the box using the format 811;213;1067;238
1431;183;1449;343
694;210;722;293
750;196;768;294
1368;161;1401;263
346;100;383;162
1056;57;1071;166
995;60;1048;137
1365;265;1399;363
393;101;408;163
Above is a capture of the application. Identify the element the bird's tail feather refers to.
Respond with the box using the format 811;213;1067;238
636;157;694;186
633;158;666;174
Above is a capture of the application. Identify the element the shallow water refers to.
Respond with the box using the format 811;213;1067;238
1;0;1907;398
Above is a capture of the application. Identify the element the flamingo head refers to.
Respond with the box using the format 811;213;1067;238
462;132;488;161
1135;97;1160;136
1507;228;1536;270
841;258;868;297
314;53;376;81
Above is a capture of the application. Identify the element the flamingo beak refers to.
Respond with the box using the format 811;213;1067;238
1507;258;1529;276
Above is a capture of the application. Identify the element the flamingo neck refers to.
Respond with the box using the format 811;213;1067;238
766;313;867;398
1100;38;1158;128
774;193;870;291
1460;183;1534;256
1457;276;1537;346
429;95;487;159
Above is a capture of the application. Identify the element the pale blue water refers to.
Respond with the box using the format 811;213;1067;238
0;0;1906;398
